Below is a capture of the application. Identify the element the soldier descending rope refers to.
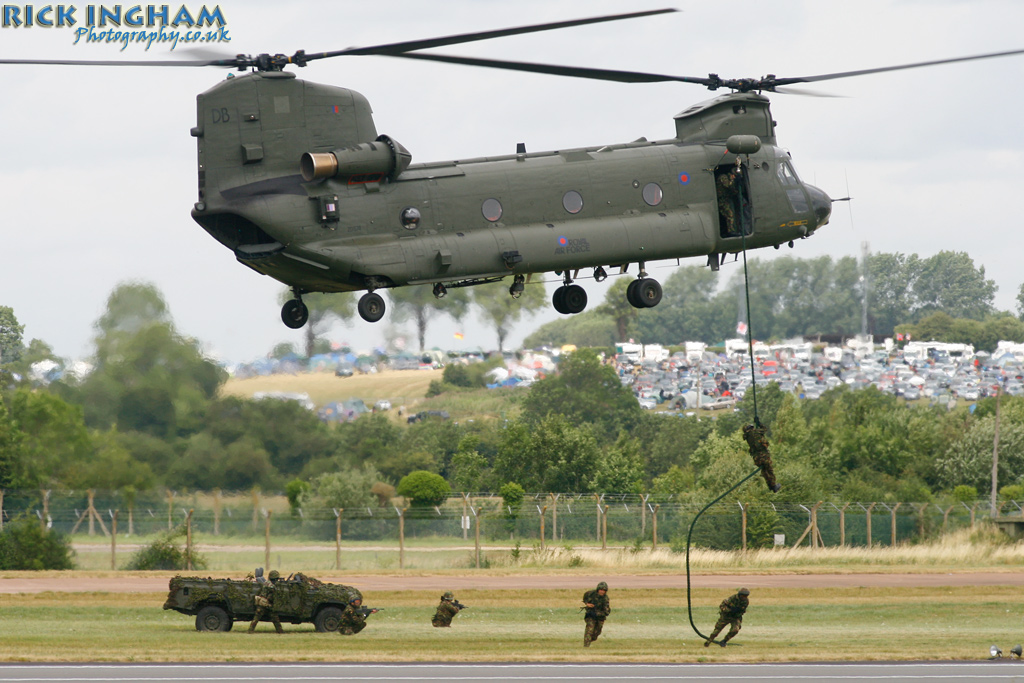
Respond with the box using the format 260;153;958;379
742;423;780;492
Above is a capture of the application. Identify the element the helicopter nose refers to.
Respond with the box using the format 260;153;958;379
806;184;832;231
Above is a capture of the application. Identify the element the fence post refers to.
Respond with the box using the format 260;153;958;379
41;490;50;533
0;489;4;531
601;504;608;550
641;494;650;536
970;502;978;528
252;488;261;533
839;503;850;546
334;508;343;570
88;489;96;536
651;504;660;550
472;505;481;569
397;507;408;569
213;489;221;536
550;493;559;542
167;490;175;531
461;494;470;541
539;505;547;551
739;502;747;552
184;508;193;570
943;504;954;530
811;501;823;548
890;502;902;546
866;503;876;548
110;510;118;570
263;510;271;570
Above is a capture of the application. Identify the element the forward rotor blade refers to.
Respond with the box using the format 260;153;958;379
308;8;677;61
774;47;1024;86
0;57;222;67
385;51;710;85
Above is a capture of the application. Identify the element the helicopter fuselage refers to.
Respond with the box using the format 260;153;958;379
189;71;831;324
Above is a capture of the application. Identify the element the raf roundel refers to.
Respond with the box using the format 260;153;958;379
558;236;569;246
678;172;690;185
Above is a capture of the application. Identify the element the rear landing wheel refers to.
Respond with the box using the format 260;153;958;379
358;292;386;323
281;299;309;329
562;284;588;314
636;278;663;307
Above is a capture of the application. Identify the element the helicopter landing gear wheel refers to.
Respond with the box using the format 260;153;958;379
281;299;309;329
552;286;568;314
636;278;663;307
562;284;587;313
552;285;587;314
357;292;386;323
626;279;644;309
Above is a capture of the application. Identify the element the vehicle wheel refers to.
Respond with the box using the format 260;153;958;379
195;605;231;632
552;286;568;314
358;292;386;323
636;278;663;308
281;299;309;329
563;284;588;314
626;279;644;309
314;606;344;633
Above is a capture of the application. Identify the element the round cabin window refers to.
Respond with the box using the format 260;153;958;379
562;190;584;214
482;198;503;222
642;182;663;206
400;207;421;229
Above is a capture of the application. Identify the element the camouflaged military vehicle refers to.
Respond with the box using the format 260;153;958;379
163;571;363;632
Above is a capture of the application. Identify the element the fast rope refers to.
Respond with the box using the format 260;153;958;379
684;207;763;642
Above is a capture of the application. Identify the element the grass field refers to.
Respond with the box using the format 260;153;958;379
0;586;1017;662
221;368;443;410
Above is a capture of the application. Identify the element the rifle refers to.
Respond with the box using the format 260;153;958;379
354;607;382;617
453;600;469;610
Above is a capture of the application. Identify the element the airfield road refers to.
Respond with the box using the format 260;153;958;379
3;572;1024;594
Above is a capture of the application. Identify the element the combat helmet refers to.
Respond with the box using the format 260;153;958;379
443;591;454;600
268;570;281;581
597;581;609;591
738;587;750;595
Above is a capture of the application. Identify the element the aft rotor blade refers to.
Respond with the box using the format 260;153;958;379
774;47;1024;86
386;51;711;85
309;8;678;61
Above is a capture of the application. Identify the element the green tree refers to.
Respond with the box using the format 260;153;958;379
595;277;640;342
471;280;547;352
494;414;601;492
520;348;641;443
389;285;470;352
936;416;1024;491
0;306;24;366
592;432;645;494
396;470;451;507
499;481;525;538
7;387;92;489
302;466;383;510
450;435;488;492
912;251;995;320
279;289;356;359
0;516;74;570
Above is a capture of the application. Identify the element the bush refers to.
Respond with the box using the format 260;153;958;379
0;516;75;570
124;527;206;570
396;470;451;507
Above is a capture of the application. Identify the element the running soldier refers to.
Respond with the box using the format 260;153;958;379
582;581;611;647
705;588;749;647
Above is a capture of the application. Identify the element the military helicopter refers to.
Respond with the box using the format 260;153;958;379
7;9;1024;330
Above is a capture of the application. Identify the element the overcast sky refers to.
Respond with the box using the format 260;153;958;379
3;0;1023;364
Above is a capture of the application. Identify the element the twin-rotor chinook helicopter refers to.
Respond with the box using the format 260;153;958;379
8;9;1024;329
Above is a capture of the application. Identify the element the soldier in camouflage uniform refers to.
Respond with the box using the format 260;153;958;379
338;596;376;635
582;581;611;647
717;169;740;237
247;569;284;633
743;423;781;492
705;588;749;647
432;591;463;628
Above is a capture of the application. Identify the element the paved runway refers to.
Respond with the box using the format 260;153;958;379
1;662;1020;682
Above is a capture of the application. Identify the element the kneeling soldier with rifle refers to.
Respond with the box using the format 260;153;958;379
338;596;382;635
432;591;467;627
